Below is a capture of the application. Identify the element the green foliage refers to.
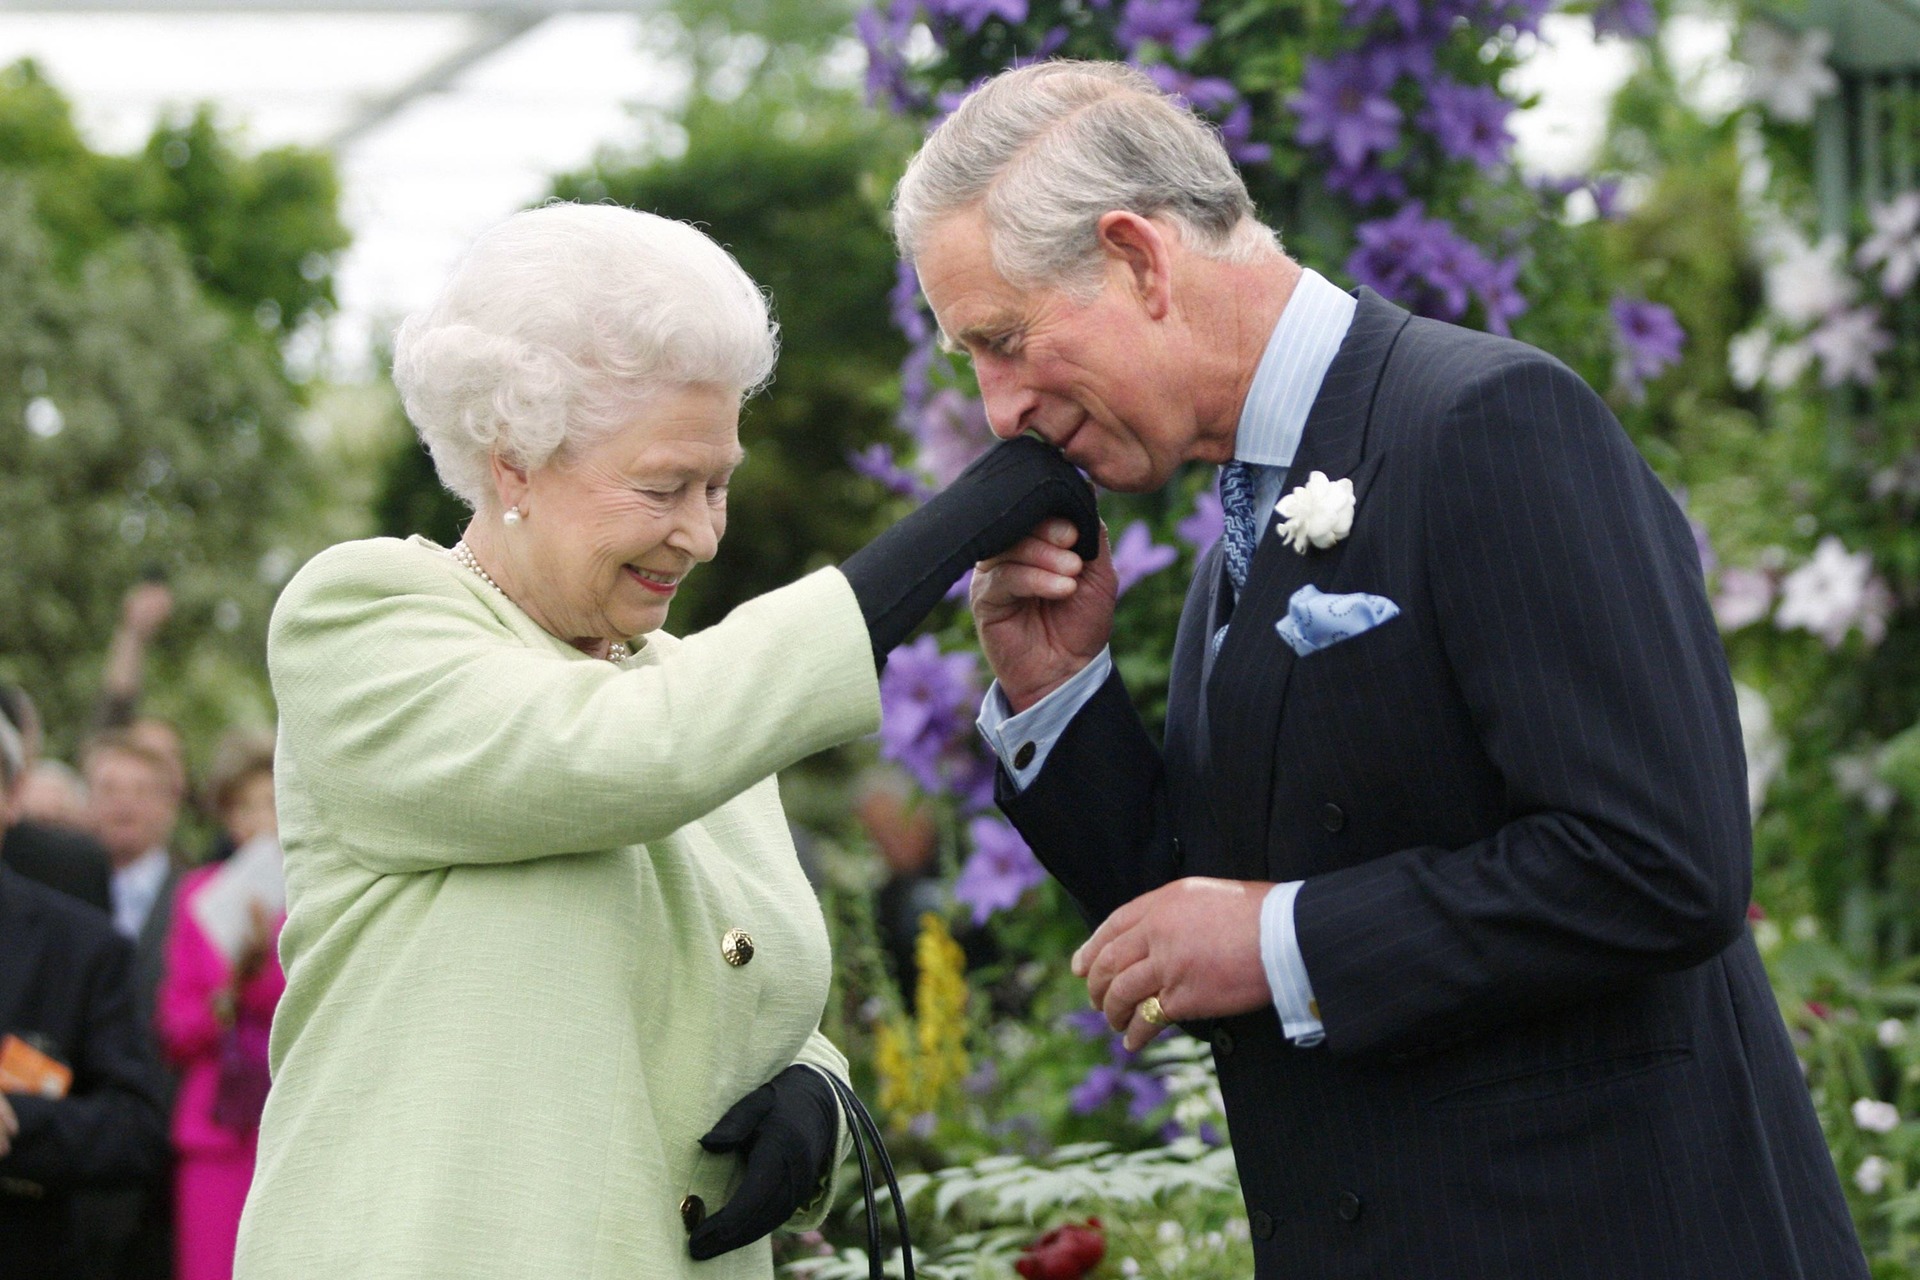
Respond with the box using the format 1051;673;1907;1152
0;64;347;757
0;60;348;351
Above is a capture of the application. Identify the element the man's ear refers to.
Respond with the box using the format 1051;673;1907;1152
489;451;532;517
1095;211;1174;321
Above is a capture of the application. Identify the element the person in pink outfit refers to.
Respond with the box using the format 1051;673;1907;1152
154;735;283;1280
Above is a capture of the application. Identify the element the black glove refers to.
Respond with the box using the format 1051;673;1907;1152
686;1064;840;1261
841;435;1101;665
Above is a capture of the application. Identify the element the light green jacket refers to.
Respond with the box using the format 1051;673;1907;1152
234;537;880;1279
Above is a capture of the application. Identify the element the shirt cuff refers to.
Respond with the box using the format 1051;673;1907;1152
975;649;1114;793
1260;881;1325;1047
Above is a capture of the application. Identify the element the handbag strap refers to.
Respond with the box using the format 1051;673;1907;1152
824;1072;916;1280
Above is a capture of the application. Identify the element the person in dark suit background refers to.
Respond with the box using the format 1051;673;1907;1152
74;731;182;1280
0;685;112;914
896;60;1866;1278
0;708;170;1280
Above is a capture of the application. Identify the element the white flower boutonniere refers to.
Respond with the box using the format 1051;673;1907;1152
1274;470;1356;554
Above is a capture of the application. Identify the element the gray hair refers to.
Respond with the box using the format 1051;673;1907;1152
893;60;1278;296
393;203;779;511
0;715;22;797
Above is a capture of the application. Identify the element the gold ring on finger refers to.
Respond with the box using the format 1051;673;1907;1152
1138;996;1169;1027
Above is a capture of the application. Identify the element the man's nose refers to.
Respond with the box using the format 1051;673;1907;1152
975;363;1036;440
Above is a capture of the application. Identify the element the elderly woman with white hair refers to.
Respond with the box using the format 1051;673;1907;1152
233;202;1096;1279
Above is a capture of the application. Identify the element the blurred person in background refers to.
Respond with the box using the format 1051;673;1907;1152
856;768;942;993
0;706;171;1280
0;684;112;913
19;760;95;834
96;579;173;733
78;731;183;1280
156;733;284;1280
234;202;1095;1280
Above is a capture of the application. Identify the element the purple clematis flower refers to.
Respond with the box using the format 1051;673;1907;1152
1348;204;1526;333
1589;178;1625;221
1123;1071;1170;1122
1328;158;1410;205
1115;0;1213;60
1592;0;1659;39
1216;101;1273;165
1141;64;1239;114
1177;487;1224;556
1291;53;1403;171
1612;295;1686;396
1070;1063;1127;1114
1111;520;1179;596
915;389;997;487
1342;0;1424;31
878;635;981;794
849;442;929;500
926;0;1028;34
1141;67;1268;163
1420;76;1514;170
890;261;930;345
1064;1008;1114;1039
954;816;1047;924
856;2;922;114
1366;35;1440;83
1475;253;1528;336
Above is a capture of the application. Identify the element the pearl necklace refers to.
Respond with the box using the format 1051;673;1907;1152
449;540;630;663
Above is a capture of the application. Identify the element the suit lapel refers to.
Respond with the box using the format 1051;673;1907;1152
1203;290;1410;873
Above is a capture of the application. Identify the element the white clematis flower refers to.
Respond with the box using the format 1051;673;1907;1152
1853;1098;1900;1134
1739;23;1838;123
1274;470;1355;554
1856;192;1920;298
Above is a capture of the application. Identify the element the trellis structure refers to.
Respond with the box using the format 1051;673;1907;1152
1807;0;1920;234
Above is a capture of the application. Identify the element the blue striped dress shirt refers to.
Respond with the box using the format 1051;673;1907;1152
977;267;1356;1046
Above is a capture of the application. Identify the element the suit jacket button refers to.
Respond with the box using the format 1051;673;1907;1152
1336;1191;1362;1222
721;928;754;967
1213;1027;1235;1057
1321;803;1346;833
680;1194;706;1232
1171;835;1184;863
1013;742;1036;770
1250;1209;1275;1240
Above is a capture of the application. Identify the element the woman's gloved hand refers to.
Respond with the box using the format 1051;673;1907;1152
686;1064;839;1261
841;435;1101;665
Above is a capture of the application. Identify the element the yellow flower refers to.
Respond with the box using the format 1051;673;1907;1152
873;913;972;1129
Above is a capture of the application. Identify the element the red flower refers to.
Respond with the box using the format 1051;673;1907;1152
1014;1218;1106;1280
1747;902;1767;922
1807;1000;1832;1020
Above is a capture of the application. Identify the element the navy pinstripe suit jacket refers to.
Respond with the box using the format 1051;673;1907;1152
1000;290;1867;1278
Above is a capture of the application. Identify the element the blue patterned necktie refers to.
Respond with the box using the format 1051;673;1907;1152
1219;460;1260;595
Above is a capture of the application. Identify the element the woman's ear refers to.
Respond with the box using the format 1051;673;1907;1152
489;452;531;519
1095;211;1173;321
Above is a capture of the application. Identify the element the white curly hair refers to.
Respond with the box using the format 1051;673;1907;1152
392;202;779;511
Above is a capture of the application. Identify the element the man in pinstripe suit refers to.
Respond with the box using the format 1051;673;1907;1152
898;61;1867;1277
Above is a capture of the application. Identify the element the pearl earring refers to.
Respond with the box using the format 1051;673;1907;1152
503;506;522;526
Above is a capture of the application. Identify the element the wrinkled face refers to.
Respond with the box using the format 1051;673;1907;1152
506;384;742;644
85;749;178;868
914;208;1200;493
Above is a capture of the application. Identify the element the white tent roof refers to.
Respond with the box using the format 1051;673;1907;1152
0;4;1671;379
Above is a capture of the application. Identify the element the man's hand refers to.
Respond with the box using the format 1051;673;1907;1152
972;519;1118;711
0;1092;17;1160
1072;878;1275;1052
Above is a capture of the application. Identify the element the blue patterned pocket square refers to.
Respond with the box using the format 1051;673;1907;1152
1275;584;1402;657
